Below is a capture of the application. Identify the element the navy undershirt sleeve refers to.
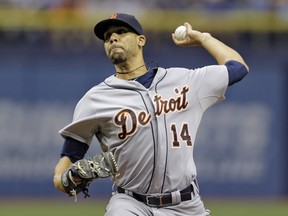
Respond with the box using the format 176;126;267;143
60;137;89;163
225;60;248;86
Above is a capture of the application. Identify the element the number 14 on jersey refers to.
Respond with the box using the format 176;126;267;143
170;123;192;148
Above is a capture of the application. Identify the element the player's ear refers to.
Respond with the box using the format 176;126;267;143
137;35;146;47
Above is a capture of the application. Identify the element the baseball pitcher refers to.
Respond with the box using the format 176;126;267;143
53;13;249;216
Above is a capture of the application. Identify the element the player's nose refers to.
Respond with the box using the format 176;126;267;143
109;33;119;43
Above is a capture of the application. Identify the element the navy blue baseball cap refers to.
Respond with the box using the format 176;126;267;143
94;13;144;40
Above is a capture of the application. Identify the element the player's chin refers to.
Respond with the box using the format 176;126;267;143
110;54;126;65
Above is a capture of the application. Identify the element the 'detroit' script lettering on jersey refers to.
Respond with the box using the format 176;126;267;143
114;86;189;140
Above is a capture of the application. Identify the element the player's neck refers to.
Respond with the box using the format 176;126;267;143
115;64;148;80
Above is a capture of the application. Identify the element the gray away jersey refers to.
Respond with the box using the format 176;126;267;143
59;66;228;194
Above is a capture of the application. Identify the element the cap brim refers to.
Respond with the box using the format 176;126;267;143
94;19;137;40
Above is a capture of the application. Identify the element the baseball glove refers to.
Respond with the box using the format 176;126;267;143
61;151;119;200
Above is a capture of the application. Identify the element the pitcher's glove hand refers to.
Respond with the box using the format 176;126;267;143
61;151;119;200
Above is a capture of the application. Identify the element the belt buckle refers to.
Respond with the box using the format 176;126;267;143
146;194;167;207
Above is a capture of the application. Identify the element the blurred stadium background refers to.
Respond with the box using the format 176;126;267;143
0;0;287;215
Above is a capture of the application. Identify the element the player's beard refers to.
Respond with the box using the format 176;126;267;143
110;53;127;65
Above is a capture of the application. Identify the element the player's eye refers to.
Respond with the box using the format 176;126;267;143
115;29;129;35
104;28;130;42
104;33;112;42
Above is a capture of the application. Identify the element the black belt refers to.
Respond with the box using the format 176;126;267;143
117;183;195;207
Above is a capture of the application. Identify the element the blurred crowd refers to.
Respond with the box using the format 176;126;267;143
0;0;287;51
0;0;287;10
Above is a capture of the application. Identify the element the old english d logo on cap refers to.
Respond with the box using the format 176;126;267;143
110;13;118;19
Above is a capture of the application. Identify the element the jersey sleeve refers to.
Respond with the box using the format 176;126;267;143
59;92;99;145
195;65;229;111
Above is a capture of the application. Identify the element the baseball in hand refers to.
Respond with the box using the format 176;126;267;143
174;25;187;41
